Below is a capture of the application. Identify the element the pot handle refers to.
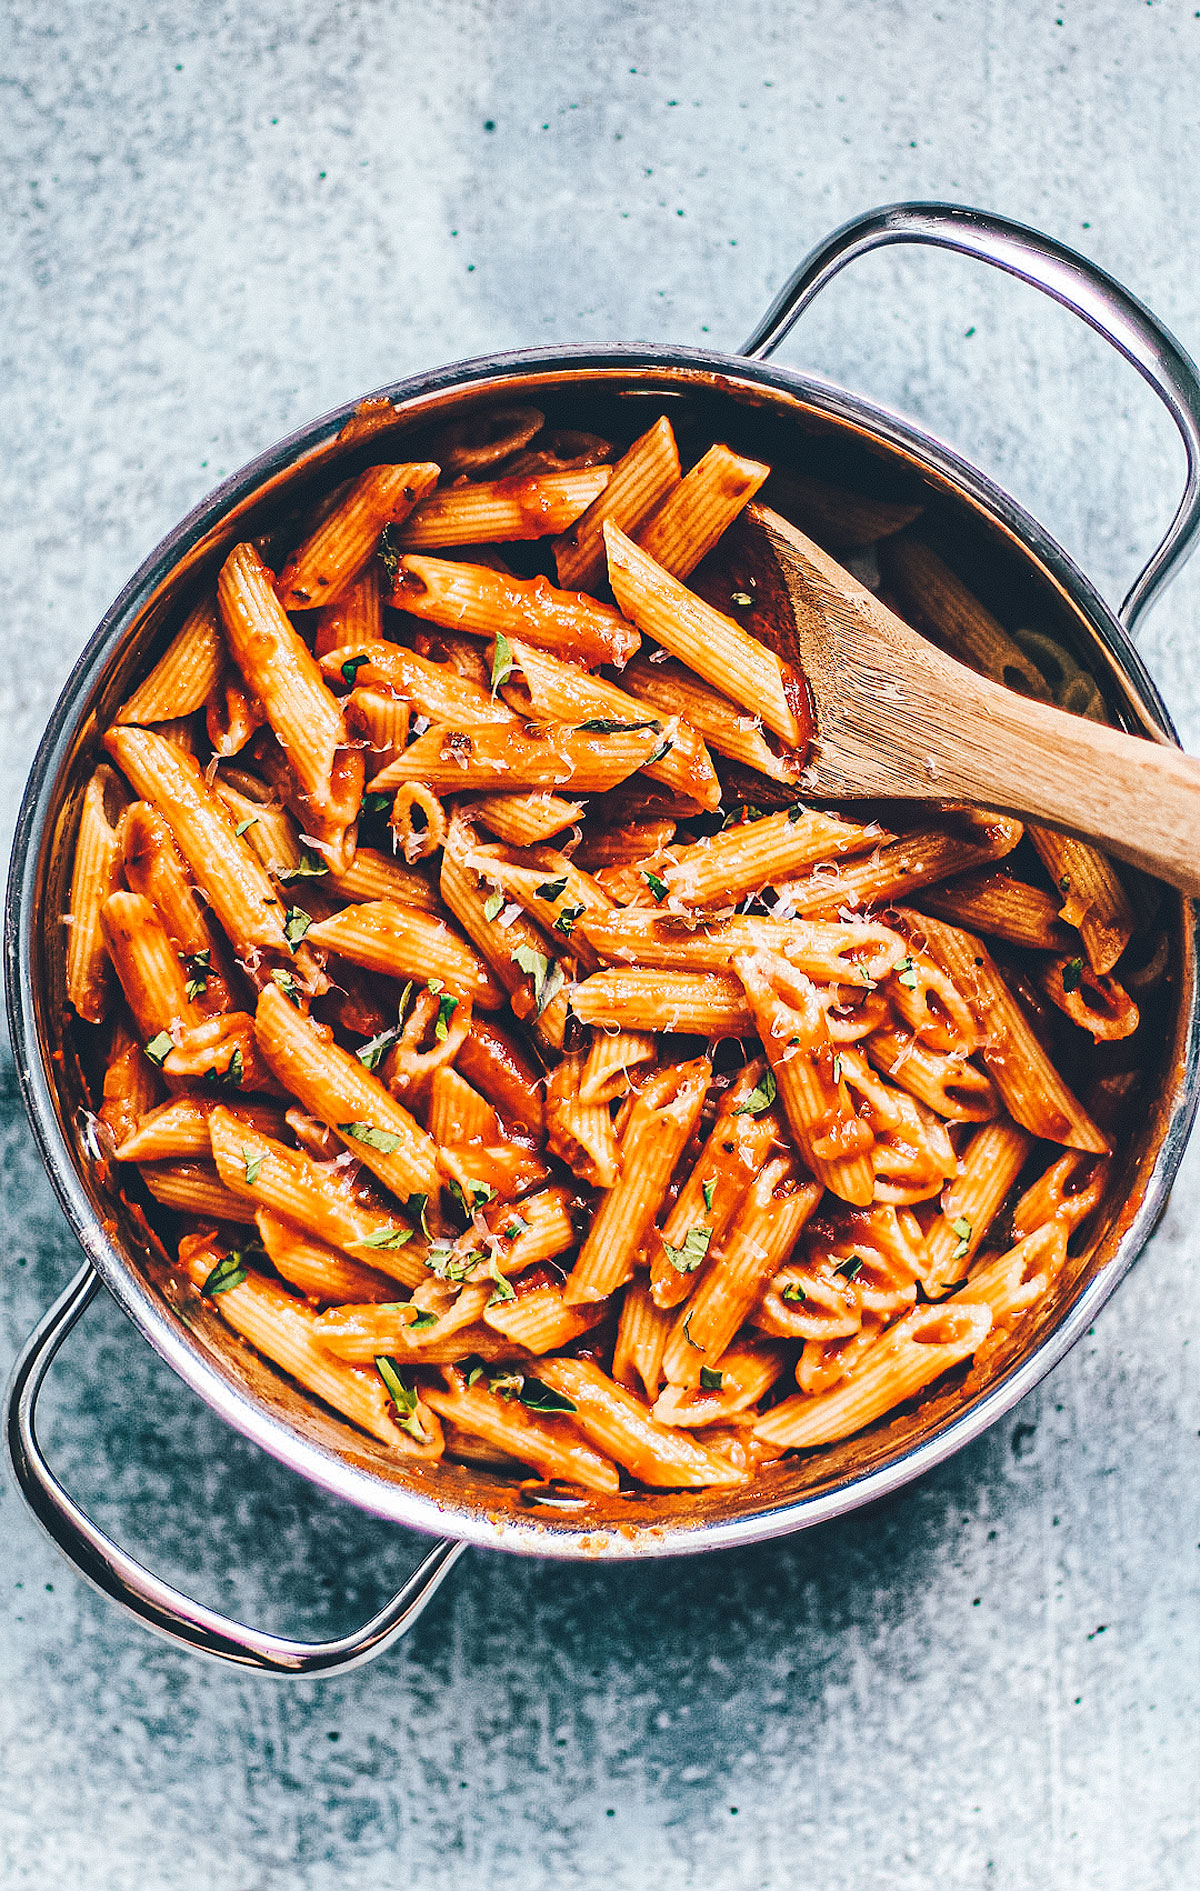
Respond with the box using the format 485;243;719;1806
5;1263;467;1675
740;201;1200;635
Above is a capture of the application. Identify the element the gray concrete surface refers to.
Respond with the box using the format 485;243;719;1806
3;2;1200;1885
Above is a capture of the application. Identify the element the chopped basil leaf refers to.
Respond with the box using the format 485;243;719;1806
644;735;673;766
489;1367;525;1400
519;1376;577;1414
398;979;414;1019
1059;874;1071;892
270;966;304;1006
576;717;660;735
730;591;752;608
464;1357;487;1387
504;1215;530;1240
226;1046;244;1089
1062;956;1084;994
427;977;444;994
450;1177;494;1215
374;1356;430;1443
734;1069;777;1115
483;889;504;922
434;992;459;1042
897;955;919;991
554;902;585;937
357;1023;401;1070
360;791;391;819
835;1254;864;1281
511;943;564;1015
699;1365;723;1390
278;853;329;882
425;1244;475;1283
486;1271;516;1309
340;1121;404;1154
535;875;569;902
491;632;513;694
682;1309;704;1350
643;870;668;903
950;1215;973;1261
242;1146;263;1185
283;905;311;948
234;815;259;838
786;803;807;825
831;1053;843;1087
341;654;370;687
404;1192;432;1239
378;523;403;584
202;1253;249;1296
781;1281;808;1303
405;1308;440;1332
144;1031;173;1066
184;975;207;1001
359;1224;414;1250
855;965;878;991
701;1178;716;1212
663;1225;712;1273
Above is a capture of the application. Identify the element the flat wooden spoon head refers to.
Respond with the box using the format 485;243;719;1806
731;502;1200;895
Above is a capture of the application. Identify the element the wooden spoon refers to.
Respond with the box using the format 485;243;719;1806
739;503;1200;894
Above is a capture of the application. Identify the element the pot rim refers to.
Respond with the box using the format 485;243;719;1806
8;339;1199;1559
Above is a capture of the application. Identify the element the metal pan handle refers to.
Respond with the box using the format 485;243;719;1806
5;1263;467;1675
741;200;1200;634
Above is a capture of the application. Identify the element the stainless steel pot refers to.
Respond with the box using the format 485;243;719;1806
8;203;1200;1676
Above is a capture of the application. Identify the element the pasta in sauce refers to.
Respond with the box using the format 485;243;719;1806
63;404;1151;1492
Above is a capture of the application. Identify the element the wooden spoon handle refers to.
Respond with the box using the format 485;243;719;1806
923;669;1200;893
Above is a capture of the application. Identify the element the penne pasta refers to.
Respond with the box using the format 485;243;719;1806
256;1208;403;1305
254;982;441;1200
752;1301;992;1447
618;652;805;783
922;1118;1033;1293
218;542;363;870
916;867;1076;952
104;725;293;959
322;639;514;726
663;805;888;908
276;461;439;609
563;1059;711;1305
545;1050;620;1189
367;716;675;797
636;443;770;579
578;908;907;984
533;1356;744;1487
470;790;585;846
774;814;1024;919
424;1374;618;1491
553;415;682;590
399;468;611;548
605;522;803;744
303;899;502;1008
65;765;129;1024
570;966;753;1036
578;1027;657;1105
389;554;640;669
117;595;225;724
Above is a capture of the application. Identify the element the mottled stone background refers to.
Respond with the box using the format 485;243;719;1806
3;3;1199;1886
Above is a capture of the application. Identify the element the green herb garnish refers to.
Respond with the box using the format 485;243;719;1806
781;1282;808;1304
483;889;505;922
491;632;513;694
242;1146;263;1185
663;1225;712;1274
642;870;669;903
404;1193;432;1239
278;853;329;882
270;966;304;1006
203;1253;248;1296
699;1365;724;1390
234;816;259;838
1062;956;1084;994
356;1023;400;1070
359;1224;414;1250
340;1122;403;1154
144;1031;173;1066
519;1377;577;1414
283;905;311;948
950;1215;973;1261
897;955;919;991
341;654;370;687
701;1178;716;1212
360;792;391;819
535;875;569;902
434;992;459;1042
374;1357;430;1443
835;1255;864;1281
576;717;660;735
734;1069;777;1115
